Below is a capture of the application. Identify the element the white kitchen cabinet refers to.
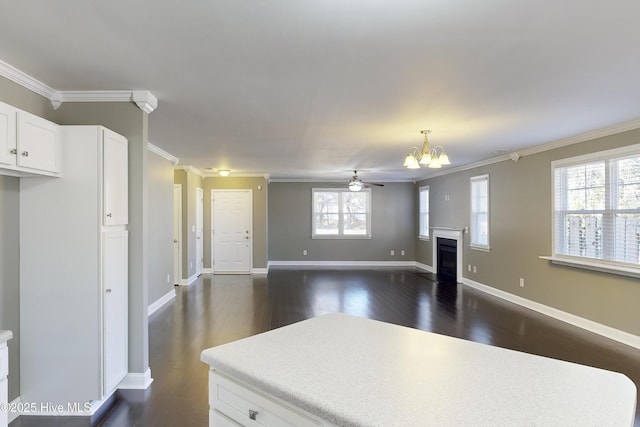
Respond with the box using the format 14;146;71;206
0;101;60;177
0;331;12;427
19;125;128;412
103;129;128;225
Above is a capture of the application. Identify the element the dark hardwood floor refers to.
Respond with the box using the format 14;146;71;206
12;268;640;426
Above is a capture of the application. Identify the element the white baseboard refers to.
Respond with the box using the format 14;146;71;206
119;368;153;390
8;396;20;423
268;260;416;268
201;268;213;274
9;390;115;417
415;261;433;272
180;273;198;286
462;277;640;350
148;289;176;317
252;267;268;274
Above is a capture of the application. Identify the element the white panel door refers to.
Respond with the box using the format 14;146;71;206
173;184;182;285
102;230;128;396
212;190;252;274
103;129;128;226
196;187;204;275
0;102;16;166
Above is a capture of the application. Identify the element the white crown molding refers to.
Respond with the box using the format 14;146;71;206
174;165;204;176
419;118;640;181
0;59;58;100
202;172;269;178
0;59;158;113
148;142;179;165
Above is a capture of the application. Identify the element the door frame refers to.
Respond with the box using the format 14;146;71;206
173;184;183;285
211;189;253;274
196;187;204;276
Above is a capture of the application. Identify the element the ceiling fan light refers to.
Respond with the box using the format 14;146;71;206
439;152;450;165
349;180;364;192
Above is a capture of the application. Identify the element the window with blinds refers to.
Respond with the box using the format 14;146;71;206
312;188;371;238
470;174;490;249
553;144;640;267
419;186;429;239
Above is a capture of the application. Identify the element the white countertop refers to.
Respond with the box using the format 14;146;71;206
0;330;11;344
201;313;637;426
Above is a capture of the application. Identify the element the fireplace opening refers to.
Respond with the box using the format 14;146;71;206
437;238;457;281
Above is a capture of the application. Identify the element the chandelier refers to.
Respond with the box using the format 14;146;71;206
403;130;451;169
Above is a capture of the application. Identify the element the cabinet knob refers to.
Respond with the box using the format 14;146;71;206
105;288;112;293
248;409;259;420
10;149;17;155
173;239;178;243
22;151;29;157
106;213;113;218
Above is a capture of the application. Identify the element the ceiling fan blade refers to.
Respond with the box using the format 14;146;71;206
365;182;384;187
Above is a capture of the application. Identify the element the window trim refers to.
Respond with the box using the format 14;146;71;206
311;188;372;239
549;143;640;274
418;185;430;240
470;174;490;251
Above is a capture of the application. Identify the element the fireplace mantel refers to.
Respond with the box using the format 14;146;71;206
432;228;463;282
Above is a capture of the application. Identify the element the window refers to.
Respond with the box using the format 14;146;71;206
470;175;490;249
419;186;429;239
553;144;640;267
312;189;371;238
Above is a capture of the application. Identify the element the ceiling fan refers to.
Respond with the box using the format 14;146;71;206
348;170;384;192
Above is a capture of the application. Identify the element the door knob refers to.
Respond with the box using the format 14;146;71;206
105;288;112;293
106;213;112;218
10;148;17;155
174;239;178;243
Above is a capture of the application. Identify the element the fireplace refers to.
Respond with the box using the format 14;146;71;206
432;228;462;283
437;238;457;281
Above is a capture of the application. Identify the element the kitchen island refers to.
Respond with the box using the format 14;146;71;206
201;313;636;426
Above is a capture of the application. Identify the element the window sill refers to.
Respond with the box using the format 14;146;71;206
470;245;490;252
418;236;430;241
539;256;640;279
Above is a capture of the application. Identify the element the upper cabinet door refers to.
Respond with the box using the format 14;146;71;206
103;128;128;226
0;102;17;167
17;111;60;173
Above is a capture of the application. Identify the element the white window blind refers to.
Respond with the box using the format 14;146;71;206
312;189;371;238
419;186;429;238
553;145;640;267
470;175;490;249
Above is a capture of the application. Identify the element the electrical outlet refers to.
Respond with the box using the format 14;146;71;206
167;274;170;283
190;261;193;269
520;278;525;287
303;249;307;256
390;250;395;256
468;264;471;272
401;250;405;256
473;265;477;273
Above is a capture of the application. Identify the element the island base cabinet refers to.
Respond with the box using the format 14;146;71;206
0;342;7;427
209;371;331;427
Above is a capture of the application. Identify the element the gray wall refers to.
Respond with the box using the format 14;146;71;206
148;151;175;304
268;182;415;261
0;176;20;401
0;76;57;401
204;177;268;269
417;128;640;337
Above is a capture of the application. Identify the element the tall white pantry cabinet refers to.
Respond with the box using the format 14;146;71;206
20;126;129;410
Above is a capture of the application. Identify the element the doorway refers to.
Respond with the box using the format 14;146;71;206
211;190;252;274
196;187;204;276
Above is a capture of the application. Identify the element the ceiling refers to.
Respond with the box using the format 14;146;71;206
0;1;639;182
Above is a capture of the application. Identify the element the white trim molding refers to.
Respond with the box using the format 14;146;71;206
148;143;179;165
7;397;21;423
0;59;158;113
415;261;433;272
119;368;153;390
461;277;640;350
268;261;416;268
252;268;268;275
181;273;199;286
148;289;176;317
